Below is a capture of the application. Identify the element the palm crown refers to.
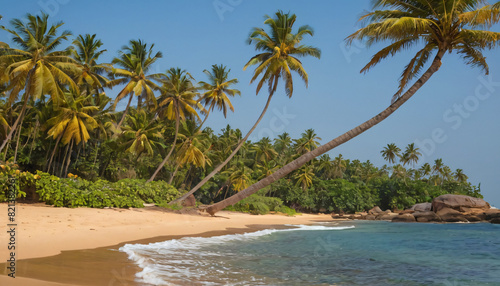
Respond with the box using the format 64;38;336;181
198;64;240;118
244;11;321;97
347;0;500;101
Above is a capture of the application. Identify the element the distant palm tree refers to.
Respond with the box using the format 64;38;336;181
332;154;347;179
419;162;432;178
108;39;162;128
454;168;468;183
0;12;80;153
401;143;422;167
294;129;322;154
175;11;320;204
198;64;240;128
205;1;500;215
148;68;201;182
381;143;401;164
294;165;315;190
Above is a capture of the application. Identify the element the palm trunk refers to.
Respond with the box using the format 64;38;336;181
172;94;274;204
168;163;181;185
13;123;22;163
63;139;74;177
46;134;63;173
205;49;446;216
116;93;134;129
0;64;37;154
148;107;181;182
60;141;70;177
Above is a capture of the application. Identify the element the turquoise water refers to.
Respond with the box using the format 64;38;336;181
121;222;500;285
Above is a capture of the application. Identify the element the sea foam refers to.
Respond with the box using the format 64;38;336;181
120;224;354;285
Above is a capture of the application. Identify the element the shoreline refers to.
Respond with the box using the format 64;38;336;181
0;203;336;285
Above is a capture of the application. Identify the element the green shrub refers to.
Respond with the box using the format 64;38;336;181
225;194;297;216
35;171;179;208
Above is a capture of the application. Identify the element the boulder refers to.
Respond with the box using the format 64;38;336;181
483;209;500;220
368;206;383;215
410;203;432;212
364;214;376;220
432;194;490;213
392;214;416;223
491;218;500;224
376;213;398;221
435;207;468;222
400;209;415;214
465;215;483;222
413;211;441;222
182;194;196;207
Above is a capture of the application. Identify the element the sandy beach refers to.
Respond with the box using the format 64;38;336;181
0;203;334;285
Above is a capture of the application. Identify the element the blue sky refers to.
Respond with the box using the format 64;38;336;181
2;0;500;206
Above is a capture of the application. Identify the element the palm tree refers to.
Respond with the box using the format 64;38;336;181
175;11;320;203
205;1;500;215
294;165;315;190
0;12;80;154
70;34;110;97
45;90;99;175
332;154;347;179
419;162;432;178
274;132;292;153
294;129;322;154
197;64;240;128
148;68;201;182
401;143;422;167
381;143;401;164
108;39;162;128
454;168;468;183
121;109;164;160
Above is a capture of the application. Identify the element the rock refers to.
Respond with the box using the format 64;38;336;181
491;218;500;224
410;203;432;212
182;194;196;207
400;209;415;214
377;213;398;221
413;211;441;222
432;194;490;213
368;206;383;215
435;207;468;222
483;209;500;220
465;215;482;222
392;214;416;223
364;214;376;220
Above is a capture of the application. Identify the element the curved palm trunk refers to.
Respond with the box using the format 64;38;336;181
0;65;37;154
13;123;22;163
205;50;446;215
46;134;63;172
116;93;134;128
148;108;180;182
168;163;181;185
63;139;74;177
171;94;274;204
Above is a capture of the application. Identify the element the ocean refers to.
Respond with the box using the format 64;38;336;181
120;221;500;285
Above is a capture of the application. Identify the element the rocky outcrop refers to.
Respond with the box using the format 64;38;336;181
331;195;500;224
432;194;490;213
182;194;196;207
392;214;416;223
410;203;432;212
413;211;441;223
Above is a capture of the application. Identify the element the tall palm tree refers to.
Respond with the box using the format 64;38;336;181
401;143;422;167
197;64;240;128
381;143;401;164
108;39;162;128
0;12;80;154
332;154;347;179
70;34;110;97
175;11;320;203
294;128;321;154
148;68;201;182
294;165;315;190
205;1;500;215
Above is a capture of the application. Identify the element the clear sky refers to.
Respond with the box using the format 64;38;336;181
1;0;499;207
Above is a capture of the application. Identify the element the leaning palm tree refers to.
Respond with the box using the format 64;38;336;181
174;11;320;203
453;168;468;183
0;12;80;154
108;39;162;128
197;64;240;128
147;68;201;182
205;1;500;215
